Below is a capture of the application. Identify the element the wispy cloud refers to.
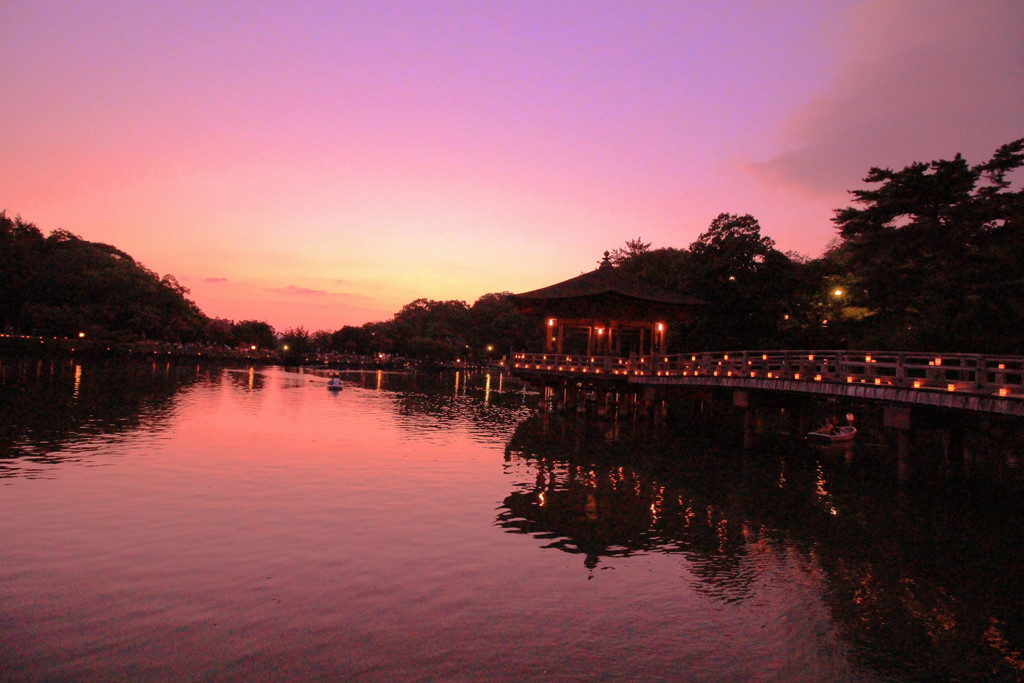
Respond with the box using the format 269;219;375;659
274;285;331;296
201;277;229;284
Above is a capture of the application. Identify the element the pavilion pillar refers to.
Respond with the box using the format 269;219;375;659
653;322;666;355
595;321;608;355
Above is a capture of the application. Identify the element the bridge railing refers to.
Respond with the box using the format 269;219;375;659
512;350;1024;398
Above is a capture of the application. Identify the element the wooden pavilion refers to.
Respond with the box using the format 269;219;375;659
510;253;705;358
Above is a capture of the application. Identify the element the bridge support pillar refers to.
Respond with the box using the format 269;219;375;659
943;421;966;466
885;406;914;482
734;391;760;451
643;387;658;419
784;399;812;441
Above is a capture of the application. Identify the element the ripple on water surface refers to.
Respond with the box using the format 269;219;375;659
2;362;1023;680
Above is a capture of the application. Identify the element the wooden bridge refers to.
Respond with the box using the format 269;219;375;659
512;350;1024;417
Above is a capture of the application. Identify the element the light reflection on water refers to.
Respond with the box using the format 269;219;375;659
1;359;1022;681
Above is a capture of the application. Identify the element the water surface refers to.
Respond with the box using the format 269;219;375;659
2;360;1022;681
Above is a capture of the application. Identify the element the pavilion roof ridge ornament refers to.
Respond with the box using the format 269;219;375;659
599;251;613;269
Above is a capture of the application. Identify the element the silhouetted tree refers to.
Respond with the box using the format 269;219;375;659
233;320;277;350
608;237;652;266
832;138;1024;351
0;213;208;341
468;292;540;358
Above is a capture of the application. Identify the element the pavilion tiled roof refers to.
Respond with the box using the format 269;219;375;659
511;257;703;307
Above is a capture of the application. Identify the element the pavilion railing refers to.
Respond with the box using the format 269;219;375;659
511;350;1024;399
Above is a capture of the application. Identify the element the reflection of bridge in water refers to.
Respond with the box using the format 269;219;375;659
513;349;1024;479
498;412;1024;680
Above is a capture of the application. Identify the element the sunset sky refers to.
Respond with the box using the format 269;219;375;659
2;1;1021;332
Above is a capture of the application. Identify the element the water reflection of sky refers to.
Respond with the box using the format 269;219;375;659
2;360;1023;680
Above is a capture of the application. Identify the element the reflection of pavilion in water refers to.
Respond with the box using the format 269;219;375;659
499;413;759;605
498;411;1024;679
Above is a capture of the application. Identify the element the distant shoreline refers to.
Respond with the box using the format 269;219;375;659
0;334;502;372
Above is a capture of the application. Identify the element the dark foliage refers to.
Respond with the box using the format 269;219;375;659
609;139;1023;353
1;213;209;342
831;138;1024;351
325;293;540;361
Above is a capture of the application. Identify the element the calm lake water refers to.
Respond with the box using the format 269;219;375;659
2;359;1023;681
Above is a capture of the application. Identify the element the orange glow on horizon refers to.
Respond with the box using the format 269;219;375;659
3;3;1019;332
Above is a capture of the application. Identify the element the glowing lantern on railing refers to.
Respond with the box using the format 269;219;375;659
999;388;1009;396
947;384;956;391
913;380;922;388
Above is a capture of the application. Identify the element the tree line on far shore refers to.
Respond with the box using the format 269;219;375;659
3;138;1021;359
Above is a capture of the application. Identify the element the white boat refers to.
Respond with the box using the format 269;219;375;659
326;377;344;391
807;425;856;443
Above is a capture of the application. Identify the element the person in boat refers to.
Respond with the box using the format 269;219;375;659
817;416;839;435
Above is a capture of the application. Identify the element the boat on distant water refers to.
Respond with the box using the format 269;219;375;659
807;425;856;443
326;377;344;391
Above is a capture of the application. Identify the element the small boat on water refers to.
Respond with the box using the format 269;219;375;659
326;377;344;391
807;425;856;443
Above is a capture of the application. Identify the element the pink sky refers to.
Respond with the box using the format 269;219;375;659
2;0;1021;332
